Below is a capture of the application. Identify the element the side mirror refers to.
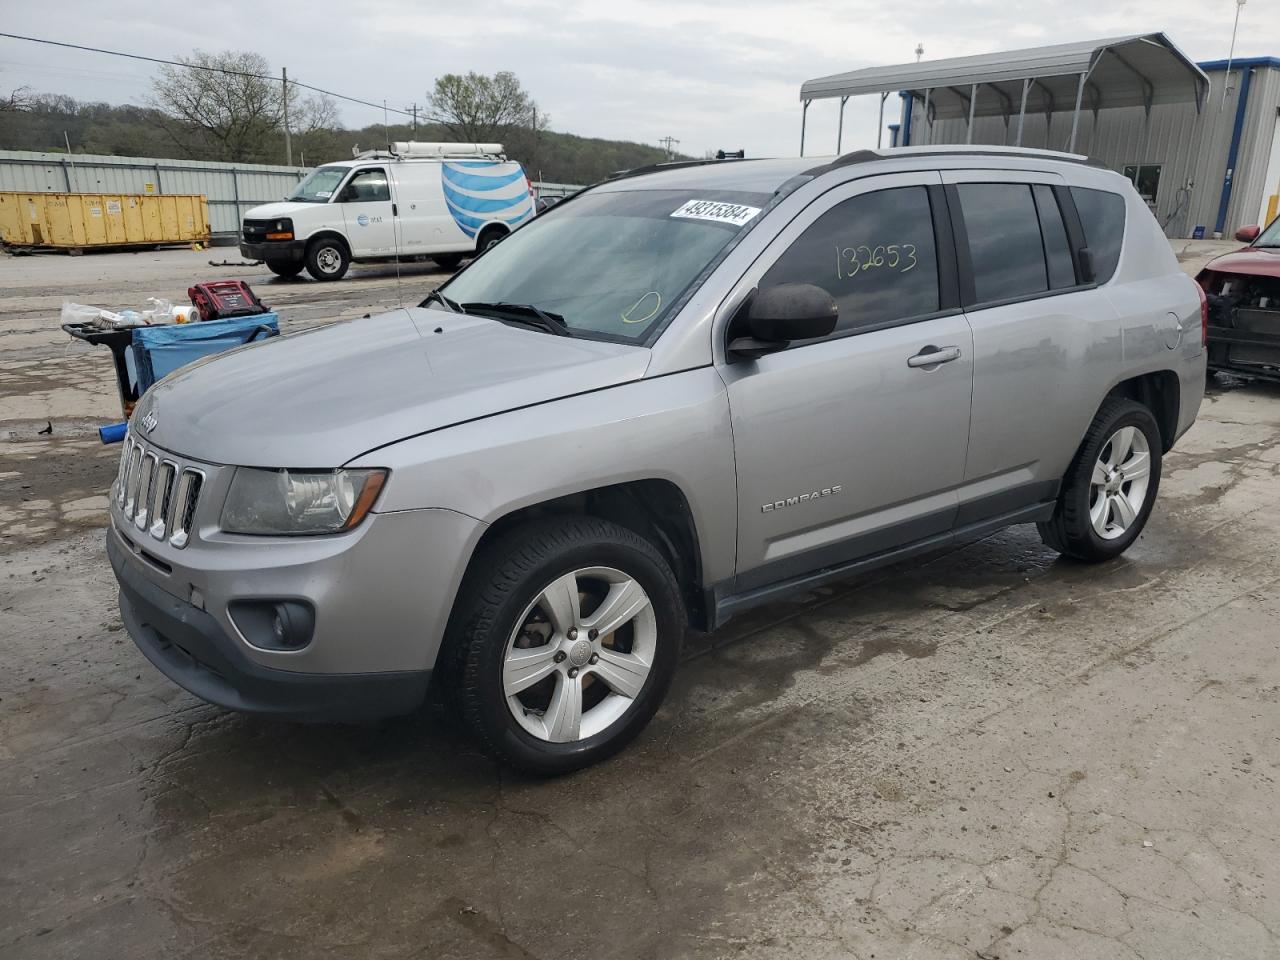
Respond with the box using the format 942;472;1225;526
337;185;358;203
728;283;838;361
1235;224;1261;244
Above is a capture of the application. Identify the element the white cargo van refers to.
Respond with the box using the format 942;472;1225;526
240;142;536;281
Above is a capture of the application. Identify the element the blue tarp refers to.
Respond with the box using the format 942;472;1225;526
132;313;278;392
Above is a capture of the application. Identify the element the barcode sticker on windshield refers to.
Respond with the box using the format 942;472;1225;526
670;200;761;227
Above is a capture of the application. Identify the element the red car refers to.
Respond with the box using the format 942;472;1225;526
1198;217;1280;382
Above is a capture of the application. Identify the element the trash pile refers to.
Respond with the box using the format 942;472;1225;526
60;298;199;329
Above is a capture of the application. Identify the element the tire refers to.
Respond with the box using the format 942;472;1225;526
432;253;463;271
304;237;349;281
443;517;685;775
475;228;506;256
1038;397;1162;562
266;259;304;278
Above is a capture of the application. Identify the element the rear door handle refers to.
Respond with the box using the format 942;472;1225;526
907;345;962;368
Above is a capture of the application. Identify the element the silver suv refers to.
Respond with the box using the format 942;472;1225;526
108;147;1205;773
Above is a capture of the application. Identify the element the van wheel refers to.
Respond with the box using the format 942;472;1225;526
445;517;684;775
475;227;506;255
1038;398;1162;562
266;259;304;278
304;238;349;281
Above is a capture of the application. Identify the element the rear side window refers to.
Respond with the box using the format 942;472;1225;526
760;185;939;337
1033;185;1076;289
1070;187;1126;284
956;183;1047;303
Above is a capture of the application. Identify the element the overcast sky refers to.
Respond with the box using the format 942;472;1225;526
3;0;1278;165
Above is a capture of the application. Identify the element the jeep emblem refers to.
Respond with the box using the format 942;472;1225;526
141;410;159;433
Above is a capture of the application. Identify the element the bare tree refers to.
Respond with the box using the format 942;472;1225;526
149;50;336;162
426;71;536;144
1;81;34;113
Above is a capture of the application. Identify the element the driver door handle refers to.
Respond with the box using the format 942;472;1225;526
907;345;962;368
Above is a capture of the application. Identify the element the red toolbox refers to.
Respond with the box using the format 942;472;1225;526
188;280;268;321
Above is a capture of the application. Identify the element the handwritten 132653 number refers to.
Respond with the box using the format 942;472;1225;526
836;243;917;280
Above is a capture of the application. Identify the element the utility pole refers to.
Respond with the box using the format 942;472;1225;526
658;135;680;160
915;43;924;62
1221;0;1247;112
404;103;419;135
282;67;292;166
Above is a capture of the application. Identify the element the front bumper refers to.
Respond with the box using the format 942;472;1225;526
109;529;429;721
240;239;305;263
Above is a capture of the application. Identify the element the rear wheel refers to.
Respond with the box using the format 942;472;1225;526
445;517;684;775
304;238;349;281
266;259;304;278
474;227;506;256
1038;397;1162;562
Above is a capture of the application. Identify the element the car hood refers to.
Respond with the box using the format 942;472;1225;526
1201;246;1280;279
137;307;652;467
244;200;315;220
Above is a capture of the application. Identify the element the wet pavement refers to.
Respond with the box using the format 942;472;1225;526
2;243;1279;959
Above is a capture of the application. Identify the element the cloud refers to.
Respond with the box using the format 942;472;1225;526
2;0;1277;163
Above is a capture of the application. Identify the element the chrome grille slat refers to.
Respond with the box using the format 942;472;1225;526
150;461;176;541
169;469;204;549
123;443;144;516
134;453;158;530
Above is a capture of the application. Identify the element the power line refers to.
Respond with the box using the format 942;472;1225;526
0;31;416;119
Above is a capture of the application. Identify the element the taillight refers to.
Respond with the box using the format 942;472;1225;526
1196;281;1208;347
526;175;534;196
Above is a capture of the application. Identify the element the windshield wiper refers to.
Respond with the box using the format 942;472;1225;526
461;301;573;337
421;289;463;313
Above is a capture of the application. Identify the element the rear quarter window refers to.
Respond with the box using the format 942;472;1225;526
1070;187;1126;284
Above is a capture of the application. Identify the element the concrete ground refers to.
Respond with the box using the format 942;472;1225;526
3;241;1279;960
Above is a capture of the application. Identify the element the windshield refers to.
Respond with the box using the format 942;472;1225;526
288;166;349;202
439;188;771;343
1257;216;1280;248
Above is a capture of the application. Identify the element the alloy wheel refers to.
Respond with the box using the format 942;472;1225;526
1089;425;1152;540
502;566;656;743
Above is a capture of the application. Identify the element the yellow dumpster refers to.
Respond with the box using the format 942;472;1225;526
0;192;211;251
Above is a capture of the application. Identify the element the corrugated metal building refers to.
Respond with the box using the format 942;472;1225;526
800;37;1280;239
0;151;308;236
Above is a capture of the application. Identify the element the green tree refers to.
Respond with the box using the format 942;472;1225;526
426;71;536;144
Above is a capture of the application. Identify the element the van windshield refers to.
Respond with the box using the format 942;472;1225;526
288;166;349;202
438;189;771;343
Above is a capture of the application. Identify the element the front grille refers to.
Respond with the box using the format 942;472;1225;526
242;219;270;242
114;434;204;549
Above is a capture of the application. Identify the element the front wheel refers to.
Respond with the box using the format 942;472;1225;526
445;518;685;775
266;258;304;278
1038;397;1162;562
304;238;349;281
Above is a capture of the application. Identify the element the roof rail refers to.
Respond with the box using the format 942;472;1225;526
607;156;755;183
802;145;1107;177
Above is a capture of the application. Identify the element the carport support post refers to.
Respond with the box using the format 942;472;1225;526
1016;78;1031;146
837;96;848;153
921;88;931;145
800;99;810;157
877;92;888;149
1069;71;1087;153
966;83;977;144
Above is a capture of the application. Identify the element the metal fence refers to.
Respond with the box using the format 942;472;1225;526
0;150;582;237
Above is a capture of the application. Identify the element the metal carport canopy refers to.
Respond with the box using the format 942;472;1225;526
798;34;1209;152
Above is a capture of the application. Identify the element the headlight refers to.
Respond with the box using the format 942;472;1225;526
266;218;294;240
221;467;387;535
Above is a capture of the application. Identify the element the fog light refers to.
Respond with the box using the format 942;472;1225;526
229;599;315;651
